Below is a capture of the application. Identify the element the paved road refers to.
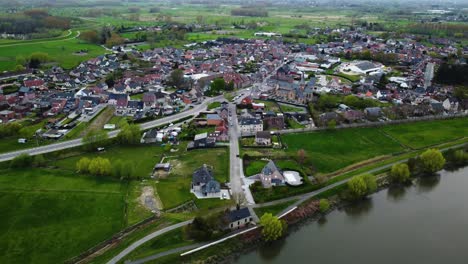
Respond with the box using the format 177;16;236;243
126;243;204;264
106;220;193;264
0;95;223;162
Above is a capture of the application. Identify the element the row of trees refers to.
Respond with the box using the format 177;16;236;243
10;153;46;169
231;8;268;17
80;27;125;47
0;9;70;35
76;157;112;176
76;156;137;178
434;63;468;86
347;174;377;200
205;78;235;96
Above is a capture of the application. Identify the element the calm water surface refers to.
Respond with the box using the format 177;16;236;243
236;168;468;264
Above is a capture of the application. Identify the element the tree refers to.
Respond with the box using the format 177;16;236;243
80;30;100;44
327;119;336;130
260;213;286;242
117;123;141;145
28;52;49;68
347;176;368;200
82;129;108;150
88;157;112;176
33;154;46;167
10;153;33;168
105;33;125;48
319;199;330;213
453;150;468;166
362;174;377;193
420;149;446;174
167;69;184;89
297;149;306;165
76;157;91;173
208;78;226;95
390;163;410;183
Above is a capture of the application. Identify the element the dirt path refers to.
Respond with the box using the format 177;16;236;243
0;30;80;48
80;106;114;137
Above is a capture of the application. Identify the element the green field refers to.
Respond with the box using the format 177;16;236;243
0;168;126;264
0;33;106;71
282;127;404;173
54;145;165;178
381;118;468;149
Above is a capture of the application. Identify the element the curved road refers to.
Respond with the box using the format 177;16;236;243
106;220;193;264
0;30;80;48
0;95;222;163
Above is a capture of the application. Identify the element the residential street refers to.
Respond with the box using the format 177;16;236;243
228;102;255;205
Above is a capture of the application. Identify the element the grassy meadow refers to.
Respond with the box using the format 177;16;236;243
0;168;126;264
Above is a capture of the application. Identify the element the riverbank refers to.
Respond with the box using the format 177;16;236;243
171;161;468;264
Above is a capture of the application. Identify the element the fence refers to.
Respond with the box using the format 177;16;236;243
64;215;158;264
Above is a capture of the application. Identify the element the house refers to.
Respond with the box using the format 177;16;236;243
239;117;263;136
264;112;285;130
343;110;364;122
255;131;272;146
206;114;224;126
192;132;216;148
364;107;382;119
259;160;285;188
442;97;459;112
191;164;221;198
225;206;253;230
0;110;14;123
141;129;159;143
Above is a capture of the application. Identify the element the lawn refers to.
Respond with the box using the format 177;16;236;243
282;127;404;173
257;100;281;112
159;147;229;209
207;102;221;110
0;168;126;264
279;103;306;113
245;160;268;176
54;145;166;178
381;118;468;149
254;200;297;217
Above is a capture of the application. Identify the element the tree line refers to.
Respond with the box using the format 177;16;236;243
434;63;468;86
231;8;268;17
0;9;70;35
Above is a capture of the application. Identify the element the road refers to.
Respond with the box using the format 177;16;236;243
0;30;80;48
0;95;223;163
106;220;193;264
424;62;435;90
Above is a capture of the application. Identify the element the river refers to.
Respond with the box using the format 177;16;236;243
236;168;468;264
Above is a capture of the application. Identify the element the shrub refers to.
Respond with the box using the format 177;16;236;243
390;163;410;183
420;149;445;174
319;199;330;213
10;153;33;168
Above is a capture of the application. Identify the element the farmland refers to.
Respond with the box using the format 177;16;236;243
282;127;404;173
0;168;126;264
245;117;468;175
0;33;106;72
381;118;468;149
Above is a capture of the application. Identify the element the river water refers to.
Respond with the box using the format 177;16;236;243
236;168;468;264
